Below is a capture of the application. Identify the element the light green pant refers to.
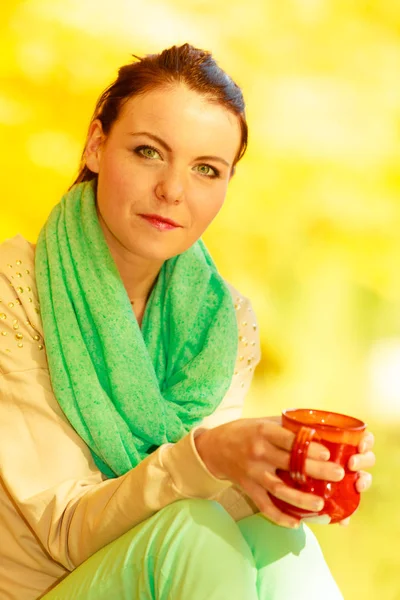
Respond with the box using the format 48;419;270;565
43;499;343;599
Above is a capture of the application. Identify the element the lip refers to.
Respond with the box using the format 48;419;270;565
139;214;182;228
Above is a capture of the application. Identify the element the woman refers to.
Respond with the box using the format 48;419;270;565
0;44;374;599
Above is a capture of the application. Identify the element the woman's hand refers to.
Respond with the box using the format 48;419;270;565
338;430;375;526
195;417;344;529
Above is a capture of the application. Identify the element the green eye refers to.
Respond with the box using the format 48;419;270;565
135;146;161;160
195;164;218;178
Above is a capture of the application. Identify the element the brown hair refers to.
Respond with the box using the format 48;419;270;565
71;43;248;187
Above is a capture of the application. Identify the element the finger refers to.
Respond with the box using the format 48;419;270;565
304;457;345;482
261;471;325;513
258;420;330;460
359;432;375;454
257;419;295;453
348;451;376;471
249;440;299;474
240;478;301;529
249;440;328;477
306;441;331;461
257;433;346;482
355;471;373;492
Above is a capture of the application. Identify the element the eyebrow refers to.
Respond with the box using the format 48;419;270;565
128;131;231;168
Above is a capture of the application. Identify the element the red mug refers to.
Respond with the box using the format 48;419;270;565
269;408;367;524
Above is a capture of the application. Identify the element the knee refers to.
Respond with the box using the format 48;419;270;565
155;500;256;579
156;499;250;556
238;514;308;566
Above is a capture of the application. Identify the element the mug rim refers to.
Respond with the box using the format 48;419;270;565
282;408;366;432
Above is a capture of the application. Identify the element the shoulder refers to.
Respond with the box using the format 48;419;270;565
0;234;37;289
224;280;261;367
0;232;36;263
0;234;46;375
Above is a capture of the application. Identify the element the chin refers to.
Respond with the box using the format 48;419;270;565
131;243;183;263
130;232;195;262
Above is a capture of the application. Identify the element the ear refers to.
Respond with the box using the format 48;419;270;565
84;119;105;174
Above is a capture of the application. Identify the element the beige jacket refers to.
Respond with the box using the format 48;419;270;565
0;234;261;600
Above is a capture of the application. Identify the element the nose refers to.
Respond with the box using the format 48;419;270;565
155;167;185;205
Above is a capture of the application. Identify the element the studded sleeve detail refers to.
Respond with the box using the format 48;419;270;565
0;236;47;374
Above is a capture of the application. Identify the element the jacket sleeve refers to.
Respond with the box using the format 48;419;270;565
0;281;261;572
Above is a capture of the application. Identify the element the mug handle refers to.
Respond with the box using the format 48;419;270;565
289;426;317;485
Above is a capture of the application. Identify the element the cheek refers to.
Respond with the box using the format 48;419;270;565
190;185;227;229
100;156;150;206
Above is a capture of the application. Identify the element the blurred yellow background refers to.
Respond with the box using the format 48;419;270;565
1;1;399;598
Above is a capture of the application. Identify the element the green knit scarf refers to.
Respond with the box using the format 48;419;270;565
34;179;238;478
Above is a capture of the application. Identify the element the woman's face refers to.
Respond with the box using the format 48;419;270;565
85;84;242;264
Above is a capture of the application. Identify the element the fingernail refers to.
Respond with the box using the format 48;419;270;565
320;450;330;460
358;479;366;492
349;456;357;470
313;499;324;511
360;434;373;453
333;466;345;480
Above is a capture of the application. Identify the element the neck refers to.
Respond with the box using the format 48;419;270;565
117;255;160;305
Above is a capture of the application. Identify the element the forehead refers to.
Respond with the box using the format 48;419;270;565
114;84;241;163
